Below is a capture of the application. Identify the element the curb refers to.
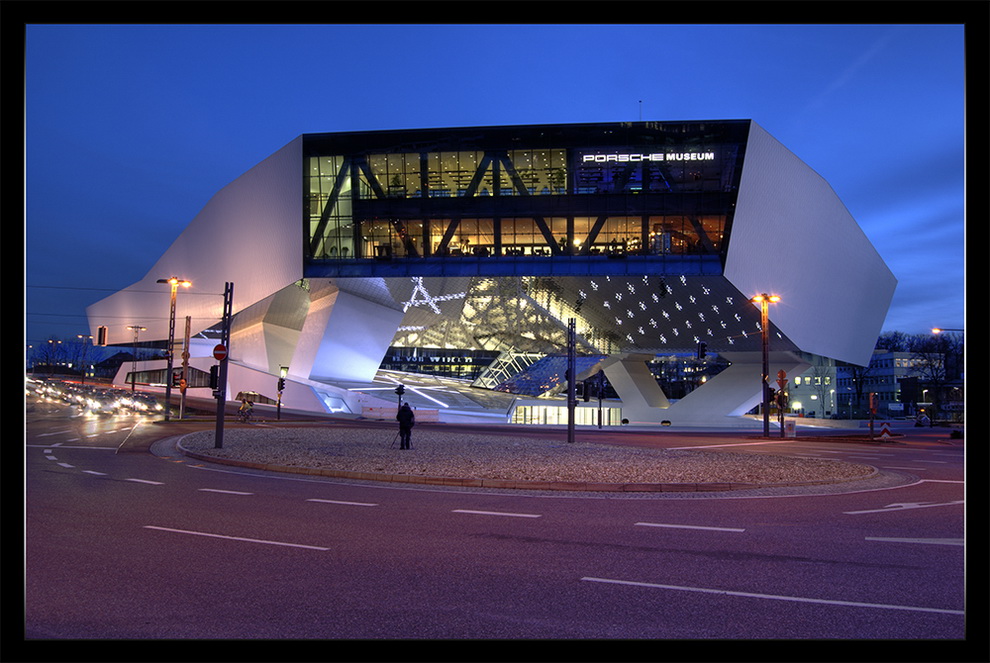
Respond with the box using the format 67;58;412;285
176;444;879;493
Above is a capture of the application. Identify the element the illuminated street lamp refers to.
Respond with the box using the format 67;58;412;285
751;293;780;437
157;277;191;421
931;328;963;334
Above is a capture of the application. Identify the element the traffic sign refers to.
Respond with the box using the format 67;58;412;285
213;344;228;361
776;369;787;390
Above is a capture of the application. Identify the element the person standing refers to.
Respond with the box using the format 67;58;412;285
396;402;415;449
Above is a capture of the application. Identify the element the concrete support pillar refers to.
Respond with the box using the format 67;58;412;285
600;353;670;423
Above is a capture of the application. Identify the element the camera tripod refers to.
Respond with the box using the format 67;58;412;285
389;429;413;449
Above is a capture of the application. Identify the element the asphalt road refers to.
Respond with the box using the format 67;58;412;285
21;397;975;660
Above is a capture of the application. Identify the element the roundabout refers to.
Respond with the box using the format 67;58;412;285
175;423;888;494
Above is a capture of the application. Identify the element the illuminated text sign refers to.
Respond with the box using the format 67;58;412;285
581;151;716;164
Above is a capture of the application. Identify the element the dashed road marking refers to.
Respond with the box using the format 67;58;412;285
453;509;541;519
635;522;745;533
580;577;964;615
143;525;331;551
307;498;378;507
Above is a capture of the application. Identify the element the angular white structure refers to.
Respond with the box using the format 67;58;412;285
87;121;896;426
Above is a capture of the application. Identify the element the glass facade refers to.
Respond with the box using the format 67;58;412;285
303;121;748;276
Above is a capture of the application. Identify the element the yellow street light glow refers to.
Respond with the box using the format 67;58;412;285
157;277;192;287
751;293;781;304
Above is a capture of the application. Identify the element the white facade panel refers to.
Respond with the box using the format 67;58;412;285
724;122;896;366
86;137;304;345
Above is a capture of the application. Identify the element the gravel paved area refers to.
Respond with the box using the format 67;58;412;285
178;425;876;490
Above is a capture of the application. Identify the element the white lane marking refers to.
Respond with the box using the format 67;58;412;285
43;449;54;454
82;470;107;476
866;537;964;546
844;500;964;515
881;466;928;471
143;526;331;551
45;455;59;461
37;430;72;437
307;499;378;507
57;462;75;468
125;478;164;485
453;509;541;519
29;444;115;450
198;488;254;496
635;522;745;533
668;440;793;450
580;577;964;615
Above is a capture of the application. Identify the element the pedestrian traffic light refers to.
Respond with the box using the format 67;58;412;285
278;377;285;392
209;365;219;389
172;370;181;387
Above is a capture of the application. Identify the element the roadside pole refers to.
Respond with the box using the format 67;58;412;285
179;316;191;419
567;318;576;444
214;282;233;449
777;370;787;438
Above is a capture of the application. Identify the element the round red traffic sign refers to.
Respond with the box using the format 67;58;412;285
213;344;228;361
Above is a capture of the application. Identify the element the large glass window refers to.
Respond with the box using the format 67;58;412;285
500;218;549;256
306;156;354;259
365;152;422;199
649;215;726;254
304;125;741;262
449;218;496;256
502;149;567;196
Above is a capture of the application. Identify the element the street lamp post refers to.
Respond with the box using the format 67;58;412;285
751;293;780;437
76;334;93;384
157;277;191;421
126;325;147;392
46;339;61;376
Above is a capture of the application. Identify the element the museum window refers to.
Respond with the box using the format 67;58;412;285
505;149;567;195
365;152;421;199
596;216;642;254
306;155;354;259
448;218;496;256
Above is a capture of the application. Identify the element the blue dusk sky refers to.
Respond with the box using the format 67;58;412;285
20;19;978;356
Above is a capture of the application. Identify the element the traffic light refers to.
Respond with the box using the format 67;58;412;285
776;389;787;407
278;377;285;392
697;341;707;359
172;370;182;387
209;365;219;389
394;385;405;396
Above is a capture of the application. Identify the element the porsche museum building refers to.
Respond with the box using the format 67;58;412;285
86;120;896;427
